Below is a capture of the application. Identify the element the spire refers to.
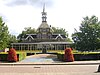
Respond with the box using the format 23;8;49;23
42;3;47;22
43;3;45;13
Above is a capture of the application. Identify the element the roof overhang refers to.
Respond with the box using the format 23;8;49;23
11;42;73;45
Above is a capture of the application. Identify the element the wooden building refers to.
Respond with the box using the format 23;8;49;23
11;5;72;53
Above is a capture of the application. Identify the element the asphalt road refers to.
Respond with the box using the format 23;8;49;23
0;65;100;75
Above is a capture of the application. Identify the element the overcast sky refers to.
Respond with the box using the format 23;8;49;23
0;0;100;38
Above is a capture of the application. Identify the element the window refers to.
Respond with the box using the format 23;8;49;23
42;29;46;32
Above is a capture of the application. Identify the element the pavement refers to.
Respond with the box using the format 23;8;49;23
0;54;100;75
0;65;100;75
0;60;100;65
0;54;100;65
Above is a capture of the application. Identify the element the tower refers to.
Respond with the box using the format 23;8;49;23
36;4;52;41
42;4;47;22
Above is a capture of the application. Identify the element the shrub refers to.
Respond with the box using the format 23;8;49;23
0;53;8;61
7;48;17;62
64;48;74;62
57;53;64;61
17;52;26;61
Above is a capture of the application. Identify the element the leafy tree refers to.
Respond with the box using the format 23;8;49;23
0;17;9;50
72;15;100;51
17;27;36;42
8;34;17;48
52;27;68;36
9;34;17;43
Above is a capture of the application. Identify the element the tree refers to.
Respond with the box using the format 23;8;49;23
52;27;68;36
8;34;17;48
9;34;17;43
0;17;9;50
17;27;36;42
72;15;100;51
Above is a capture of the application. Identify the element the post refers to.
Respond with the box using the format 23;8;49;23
97;64;100;72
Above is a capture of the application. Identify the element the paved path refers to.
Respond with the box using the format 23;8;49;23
0;54;100;65
0;65;100;75
0;54;100;75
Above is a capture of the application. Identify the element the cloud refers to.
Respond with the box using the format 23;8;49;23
4;0;53;8
0;13;8;22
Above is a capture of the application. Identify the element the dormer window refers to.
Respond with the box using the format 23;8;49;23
43;29;46;32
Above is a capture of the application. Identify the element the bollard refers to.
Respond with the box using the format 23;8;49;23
97;64;100;72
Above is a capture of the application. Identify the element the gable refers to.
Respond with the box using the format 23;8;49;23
25;35;34;41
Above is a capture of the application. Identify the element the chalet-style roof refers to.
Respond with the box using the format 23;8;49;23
52;34;66;39
24;34;66;40
20;5;67;43
24;34;37;39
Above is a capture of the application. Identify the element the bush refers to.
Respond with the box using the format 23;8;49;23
0;53;8;61
57;51;100;61
17;52;26;61
57;53;64;61
7;48;17;62
64;48;74;62
74;53;100;61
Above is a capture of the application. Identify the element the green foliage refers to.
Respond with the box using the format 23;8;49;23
0;53;8;61
57;52;100;61
0;52;26;61
17;52;26;61
9;34;17;43
0;17;9;50
57;53;64;61
8;34;17;48
17;27;36;42
72;15;100;51
74;53;100;61
52;27;68;37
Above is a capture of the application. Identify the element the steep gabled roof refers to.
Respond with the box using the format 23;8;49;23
25;35;34;40
55;34;63;39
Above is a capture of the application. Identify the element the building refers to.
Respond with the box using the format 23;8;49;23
11;5;72;53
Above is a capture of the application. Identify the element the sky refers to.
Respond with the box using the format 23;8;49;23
0;0;100;39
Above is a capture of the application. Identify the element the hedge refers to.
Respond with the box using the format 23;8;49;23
57;52;100;61
17;52;26;61
0;52;26;62
74;54;100;61
0;53;8;61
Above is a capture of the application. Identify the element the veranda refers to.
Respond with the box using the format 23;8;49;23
11;42;72;53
